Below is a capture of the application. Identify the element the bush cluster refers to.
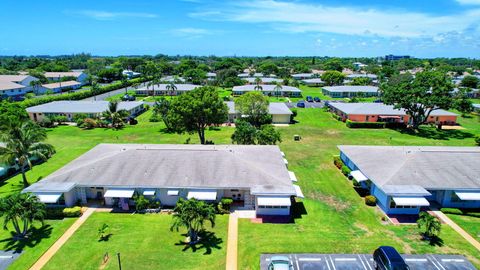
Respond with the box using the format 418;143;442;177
46;206;83;219
331;113;343;121
341;165;351;176
333;156;343;169
475;136;480;146
217;197;234;214
63;206;82;217
346;120;386;128
365;195;377;206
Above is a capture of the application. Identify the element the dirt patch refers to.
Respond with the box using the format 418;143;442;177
383;230;414;253
307;191;351;212
354;223;374;237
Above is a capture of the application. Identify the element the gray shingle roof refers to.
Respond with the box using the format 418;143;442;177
323;86;379;93
137;83;198;91
233;85;301;92
346;74;378;79
25;144;296;195
244;77;283;83
26;101;144;113
225;101;292;115
329;102;457;116
338;145;480;192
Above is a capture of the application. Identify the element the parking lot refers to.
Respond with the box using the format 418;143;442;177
261;253;477;270
285;101;324;109
0;251;20;270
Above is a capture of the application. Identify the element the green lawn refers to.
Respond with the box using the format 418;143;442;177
0;218;77;270
1;106;479;269
446;214;480;241
43;213;228;270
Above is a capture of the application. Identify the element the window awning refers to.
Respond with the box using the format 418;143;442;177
288;171;298;182
392;196;430;206
143;189;156;196
36;193;62;203
167;190;179;196
293;184;304;198
187;190;217;201
104;189;135;198
455;191;480;201
257;196;291;206
350;170;368;182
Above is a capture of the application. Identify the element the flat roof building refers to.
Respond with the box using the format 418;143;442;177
232;85;301;97
135;83;199;96
322;86;380;98
225;101;292;124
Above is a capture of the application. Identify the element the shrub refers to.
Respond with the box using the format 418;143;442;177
149;114;161;122
365;195;376;206
73;113;88;126
83;118;97;129
346;120;386;128
441;208;463;215
51;115;68;124
341;165;351;176
134;195;150;211
46;208;64;219
333;156;343;169
331;113;343;121
218;197;234;214
290;108;298;123
62;206;82;217
38;117;54;128
475;136;480;146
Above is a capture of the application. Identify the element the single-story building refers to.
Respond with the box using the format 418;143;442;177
329;102;458;125
232;85;302;97
346;74;377;80
225;101;293;124
322;86;380;98
0;75;39;98
161;76;186;83
244;77;283;84
338;145;480;215
23;144;303;216
39;80;82;94
238;72;264;78
301;78;324;86
122;70;141;79
135;83;199;96
292;73;314;80
26;101;145;122
44;71;88;85
207;72;216;80
473;104;480;112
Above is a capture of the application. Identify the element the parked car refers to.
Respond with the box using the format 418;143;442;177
122;94;136;101
313;97;321;102
373;99;383;103
268;256;293;270
373;246;410;270
306;96;313;102
297;101;306;108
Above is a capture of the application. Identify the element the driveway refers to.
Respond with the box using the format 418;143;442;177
82;82;148;101
261;254;476;270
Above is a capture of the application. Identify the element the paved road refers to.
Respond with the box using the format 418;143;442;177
82;82;147;101
261;254;476;270
0;251;20;270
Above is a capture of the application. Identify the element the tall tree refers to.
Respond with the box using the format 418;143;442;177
153;97;173;130
231;120;257;145
460;75;479;88
235;92;271;128
0;121;55;187
273;82;283;99
381;71;454;129
256;124;282;145
0;101;29;130
321;70;345;86
166;82;177;96
102;101;129;129
254;77;263;91
168;86;228;144
29;80;43;95
0;193;46;239
170;198;216;245
453;88;474;116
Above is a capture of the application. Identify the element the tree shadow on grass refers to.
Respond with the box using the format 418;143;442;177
290;201;308;221
0;225;53;253
425;235;444;247
98;233;112;242
391;126;474;141
174;231;223;255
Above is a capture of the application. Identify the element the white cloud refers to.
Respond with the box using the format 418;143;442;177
171;27;213;38
456;0;480;5
74;10;158;21
190;0;480;38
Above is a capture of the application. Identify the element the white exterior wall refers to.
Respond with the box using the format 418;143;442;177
272;114;291;124
255;196;291;216
64;190;77;207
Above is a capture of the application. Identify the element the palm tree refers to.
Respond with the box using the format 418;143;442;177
29;80;42;95
102;101;129;129
148;75;162;97
170;198;216;245
417;211;442;240
166;82;177;96
273;82;283;99
254;77;263;91
0;121;55;187
0;192;46;239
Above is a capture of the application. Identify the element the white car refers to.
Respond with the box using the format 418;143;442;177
268;256;294;270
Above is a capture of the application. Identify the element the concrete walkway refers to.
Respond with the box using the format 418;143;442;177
29;207;96;270
430;209;480;252
225;213;238;270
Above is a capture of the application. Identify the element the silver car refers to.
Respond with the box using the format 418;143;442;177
268;256;294;270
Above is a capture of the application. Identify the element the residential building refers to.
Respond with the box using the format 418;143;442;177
352;62;367;70
39;81;82;94
135;83;199;96
322;86;379;98
385;55;411;61
329;102;457;125
338;145;480;215
244;77;283;84
44;71;88;85
238;72;264;78
122;70;141;79
26;101;144;122
207;72;216;80
232;85;302;97
291;73;314;80
301;78;324;86
23;144;303;216
225;101;292;124
473;104;480;112
161;75;186;83
0;75;39;98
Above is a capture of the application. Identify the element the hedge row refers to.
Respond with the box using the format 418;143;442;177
20;77;149;108
46;206;83;219
346;120;386;129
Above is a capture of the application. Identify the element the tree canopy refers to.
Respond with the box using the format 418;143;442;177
234;92;272;128
461;75;479;88
0;193;46;239
321;70;345;86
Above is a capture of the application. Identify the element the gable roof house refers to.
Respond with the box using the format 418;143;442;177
0;75;39;98
39;80;82;94
322;86;380;98
232;85;302;97
225;101;293;124
338;146;480;215
23;144;303;216
329;102;458;126
135;83;199;96
44;71;88;85
26;101;145;122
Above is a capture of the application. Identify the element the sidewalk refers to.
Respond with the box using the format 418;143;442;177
430;209;480;252
225;213;238;270
29;207;96;270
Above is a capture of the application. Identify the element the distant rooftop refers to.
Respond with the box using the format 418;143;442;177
225;101;292;115
233;85;301;92
0;81;26;91
42;80;82;89
0;75;32;82
329;102;457;116
323;86;379;93
44;71;84;78
244;77;283;83
136;83;199;91
26;101;144;113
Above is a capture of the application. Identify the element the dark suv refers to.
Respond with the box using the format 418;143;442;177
373;246;410;270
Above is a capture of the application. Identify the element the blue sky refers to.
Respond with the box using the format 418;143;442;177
0;0;479;57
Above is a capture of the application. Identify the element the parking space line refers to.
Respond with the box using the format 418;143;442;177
298;258;322;261
441;259;465;262
328;255;337;270
359;255;372;270
294;254;300;270
405;258;428;262
325;255;332;270
429;255;446;270
363;255;374;270
334;258;357;261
